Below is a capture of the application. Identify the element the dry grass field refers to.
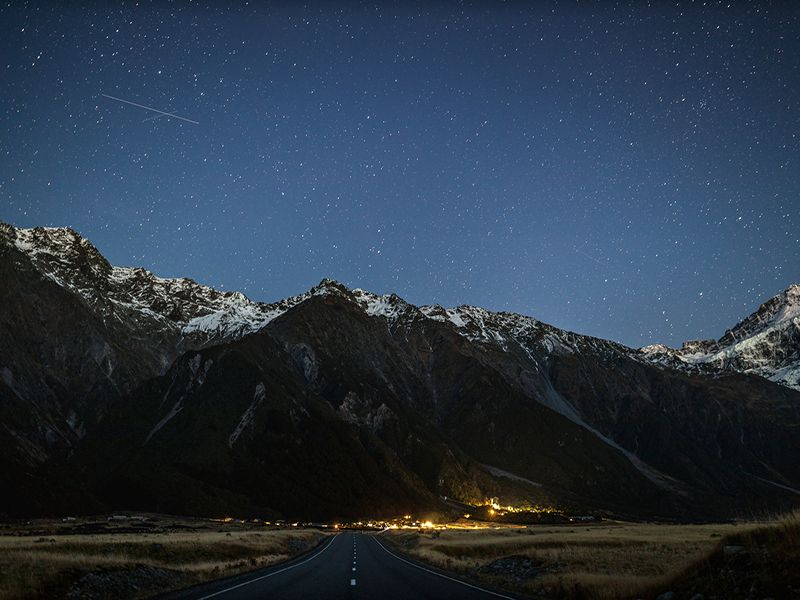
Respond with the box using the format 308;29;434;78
2;512;797;599
0;515;327;600
385;511;800;599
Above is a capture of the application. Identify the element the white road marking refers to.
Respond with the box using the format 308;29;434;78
352;567;356;571
195;534;339;599
350;578;357;586
371;535;516;599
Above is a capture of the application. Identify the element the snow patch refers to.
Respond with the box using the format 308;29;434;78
481;464;541;487
746;472;800;496
229;382;266;448
182;306;282;339
144;399;184;444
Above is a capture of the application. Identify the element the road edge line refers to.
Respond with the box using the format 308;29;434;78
194;533;339;599
370;534;517;599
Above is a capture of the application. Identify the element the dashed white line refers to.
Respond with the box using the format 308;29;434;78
195;534;339;599
350;578;357;586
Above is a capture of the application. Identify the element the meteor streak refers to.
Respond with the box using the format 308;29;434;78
574;247;604;265
101;93;199;125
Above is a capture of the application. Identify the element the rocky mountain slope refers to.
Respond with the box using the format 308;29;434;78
640;284;800;390
0;224;324;443
1;222;799;520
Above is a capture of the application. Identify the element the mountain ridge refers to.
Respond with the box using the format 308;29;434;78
2;220;799;521
640;284;800;390
5;222;797;391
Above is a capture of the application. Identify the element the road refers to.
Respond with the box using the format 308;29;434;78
167;532;521;600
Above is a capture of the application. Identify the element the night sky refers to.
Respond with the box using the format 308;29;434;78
1;1;798;348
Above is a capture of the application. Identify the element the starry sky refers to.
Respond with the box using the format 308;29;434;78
1;1;798;348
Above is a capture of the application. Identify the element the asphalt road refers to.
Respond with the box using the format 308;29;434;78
168;531;520;600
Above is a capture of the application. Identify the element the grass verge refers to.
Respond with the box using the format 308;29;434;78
0;516;327;600
384;512;799;599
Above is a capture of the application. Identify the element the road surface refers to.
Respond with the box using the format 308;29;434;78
167;532;521;599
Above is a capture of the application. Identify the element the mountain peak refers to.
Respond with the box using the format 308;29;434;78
722;283;800;345
639;284;800;390
311;277;350;294
6;223;113;281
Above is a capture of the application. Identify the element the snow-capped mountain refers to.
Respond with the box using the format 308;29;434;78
640;284;800;390
4;223;310;353
0;222;636;392
2;221;799;521
7;223;797;392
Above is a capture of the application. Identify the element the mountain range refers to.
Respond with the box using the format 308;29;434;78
1;222;799;521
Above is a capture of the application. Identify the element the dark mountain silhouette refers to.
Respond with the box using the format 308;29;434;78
2;222;799;520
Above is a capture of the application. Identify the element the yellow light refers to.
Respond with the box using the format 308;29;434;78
488;508;495;516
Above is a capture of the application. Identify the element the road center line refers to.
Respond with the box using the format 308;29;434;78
350;578;357;586
370;535;516;599
195;534;339;599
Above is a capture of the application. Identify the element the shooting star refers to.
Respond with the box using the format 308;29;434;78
574;247;604;265
101;93;199;125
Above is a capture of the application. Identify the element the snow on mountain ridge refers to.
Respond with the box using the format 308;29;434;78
638;284;800;391
352;288;412;324
0;224;630;362
2;223;303;348
721;283;800;343
5;222;798;391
